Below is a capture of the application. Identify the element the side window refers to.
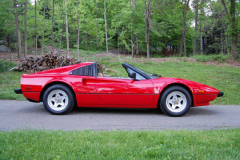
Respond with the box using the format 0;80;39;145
71;65;94;76
126;68;146;80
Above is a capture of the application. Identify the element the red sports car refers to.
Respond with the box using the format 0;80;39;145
14;62;223;117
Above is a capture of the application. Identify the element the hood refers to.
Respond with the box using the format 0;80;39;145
152;77;219;95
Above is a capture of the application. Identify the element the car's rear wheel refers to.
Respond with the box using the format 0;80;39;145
160;86;192;117
43;84;75;115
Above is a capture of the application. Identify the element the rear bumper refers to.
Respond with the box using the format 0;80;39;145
14;88;22;94
217;92;224;97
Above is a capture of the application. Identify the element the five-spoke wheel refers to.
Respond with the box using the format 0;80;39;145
43;84;75;115
160;86;192;117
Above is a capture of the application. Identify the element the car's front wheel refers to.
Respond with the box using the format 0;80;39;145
43;84;75;115
160;86;192;117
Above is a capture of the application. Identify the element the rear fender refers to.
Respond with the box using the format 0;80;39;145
39;80;75;102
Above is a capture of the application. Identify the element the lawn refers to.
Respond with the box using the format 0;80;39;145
0;129;239;159
1;56;239;105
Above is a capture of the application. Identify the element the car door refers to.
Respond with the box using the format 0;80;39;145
95;76;154;108
70;63;103;106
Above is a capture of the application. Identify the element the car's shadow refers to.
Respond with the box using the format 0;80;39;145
70;106;217;116
185;107;217;116
72;107;161;115
22;103;217;117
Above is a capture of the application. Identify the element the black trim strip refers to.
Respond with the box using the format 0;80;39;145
193;94;217;95
14;88;22;94
217;92;224;97
22;91;41;93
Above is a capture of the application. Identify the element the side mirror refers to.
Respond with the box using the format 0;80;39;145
129;73;138;81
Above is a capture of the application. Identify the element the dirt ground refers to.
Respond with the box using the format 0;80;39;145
0;48;240;68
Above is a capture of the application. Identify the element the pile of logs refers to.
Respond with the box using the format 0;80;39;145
14;53;81;72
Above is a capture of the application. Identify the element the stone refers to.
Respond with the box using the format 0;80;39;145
0;45;11;52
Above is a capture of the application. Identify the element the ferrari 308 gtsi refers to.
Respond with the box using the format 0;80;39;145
14;62;223;117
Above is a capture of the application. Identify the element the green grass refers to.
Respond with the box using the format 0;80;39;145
0;71;23;100
0;129;239;159
194;54;232;62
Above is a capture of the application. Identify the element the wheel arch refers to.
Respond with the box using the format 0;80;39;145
157;83;194;109
39;81;76;102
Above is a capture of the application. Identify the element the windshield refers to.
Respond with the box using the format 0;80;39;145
127;64;160;79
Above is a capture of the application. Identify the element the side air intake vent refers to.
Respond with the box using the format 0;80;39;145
71;64;94;76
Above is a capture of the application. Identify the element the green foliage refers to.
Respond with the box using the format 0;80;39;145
1;0;239;57
1;129;240;159
195;54;232;62
0;60;16;73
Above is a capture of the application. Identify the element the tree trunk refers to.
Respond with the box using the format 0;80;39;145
77;1;80;57
184;34;186;57
136;34;139;55
7;34;11;47
35;0;37;55
85;33;88;48
180;0;190;57
180;12;185;57
104;0;108;53
199;0;204;55
200;29;203;55
144;0;151;58
59;3;64;52
42;3;46;55
52;0;55;51
95;0;99;48
133;0;138;55
130;0;134;57
230;0;238;59
13;0;22;58
221;18;224;54
193;0;199;56
118;27;120;54
65;0;69;56
24;0;27;57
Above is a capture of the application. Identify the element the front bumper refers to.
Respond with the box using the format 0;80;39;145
217;92;224;97
14;88;22;94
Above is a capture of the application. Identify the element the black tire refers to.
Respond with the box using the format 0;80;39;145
160;86;192;117
43;84;75;115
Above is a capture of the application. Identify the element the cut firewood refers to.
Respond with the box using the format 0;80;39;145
14;53;81;72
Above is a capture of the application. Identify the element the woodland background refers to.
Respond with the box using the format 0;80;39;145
0;0;239;59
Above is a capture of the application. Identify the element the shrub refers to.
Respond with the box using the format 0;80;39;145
0;60;16;73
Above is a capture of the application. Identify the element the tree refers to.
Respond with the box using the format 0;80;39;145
13;0;22;58
65;0;69;56
35;0;37;55
42;2;46;55
222;0;239;59
193;0;199;56
52;0;54;51
24;0;27;57
229;0;238;59
179;0;190;57
143;0;151;58
104;0;108;53
77;0;80;57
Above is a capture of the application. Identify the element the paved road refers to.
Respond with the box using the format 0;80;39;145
0;100;240;131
